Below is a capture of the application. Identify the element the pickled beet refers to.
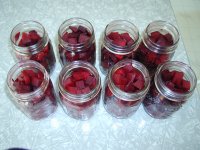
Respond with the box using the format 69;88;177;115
14;30;56;73
13;69;44;94
59;25;95;65
101;32;135;71
112;64;145;93
135;31;174;76
161;69;190;93
63;68;97;95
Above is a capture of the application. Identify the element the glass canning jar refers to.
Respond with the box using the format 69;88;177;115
103;59;150;119
100;20;140;74
58;61;101;120
7;60;57;120
135;20;179;76
10;21;56;74
58;18;96;66
143;61;197;119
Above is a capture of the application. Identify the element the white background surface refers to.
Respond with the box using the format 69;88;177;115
0;0;200;149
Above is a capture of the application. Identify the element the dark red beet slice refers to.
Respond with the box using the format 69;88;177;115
108;32;121;41
76;80;85;89
182;80;190;91
161;69;190;93
68;38;78;44
69;26;78;32
15;32;20;41
13;69;44;94
78;34;90;43
112;64;145;93
113;39;127;47
63;68;97;95
121;33;132;42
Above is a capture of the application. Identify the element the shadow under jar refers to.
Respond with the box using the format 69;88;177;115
103;59;150;119
10;21;56;74
100;20;140;74
6;60;57;120
135;20;179;76
58;18;96;66
143;61;197;119
58;61;101;120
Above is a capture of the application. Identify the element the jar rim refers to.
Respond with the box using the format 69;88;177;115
104;20;140;53
58;17;95;49
143;20;180;53
154;61;197;101
10;20;48;54
6;60;50;101
108;59;150;101
58;61;101;103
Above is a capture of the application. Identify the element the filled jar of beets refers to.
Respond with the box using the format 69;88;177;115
103;59;150;118
58;61;101;120
6;60;57;120
143;61;197;119
10;21;56;74
100;20;140;74
135;20;179;76
58;18;96;66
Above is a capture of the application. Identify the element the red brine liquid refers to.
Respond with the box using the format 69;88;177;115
136;31;174;76
101;32;135;70
14;30;56;73
59;62;101;120
59;25;95;65
143;69;191;119
104;60;150;118
11;68;57;120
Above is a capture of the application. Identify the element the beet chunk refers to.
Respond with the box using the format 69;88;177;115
63;68;97;95
112;63;145;93
13;69;44;94
161;69;190;93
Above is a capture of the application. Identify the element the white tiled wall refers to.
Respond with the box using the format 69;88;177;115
171;0;200;93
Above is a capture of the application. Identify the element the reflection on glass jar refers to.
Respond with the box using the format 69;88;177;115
58;61;101;120
10;21;56;74
143;61;197;119
103;59;150;119
7;60;57;120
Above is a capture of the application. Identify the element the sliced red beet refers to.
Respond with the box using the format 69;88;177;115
161;69;190;93
68;38;78;44
76;80;85;89
113;39;127;47
13;69;44;94
15;32;20;41
63;68;96;95
78;34;90;43
121;33;132;42
69;26;78;32
112;64;145;93
108;32;121;41
182;80;190;91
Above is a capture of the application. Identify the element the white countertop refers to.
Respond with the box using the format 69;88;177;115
0;0;199;149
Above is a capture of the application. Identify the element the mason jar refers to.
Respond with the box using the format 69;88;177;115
58;61;101;120
103;59;150;118
58;18;96;66
10;21;56;74
135;20;179;76
7;60;57;120
143;61;197;119
100;20;140;74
